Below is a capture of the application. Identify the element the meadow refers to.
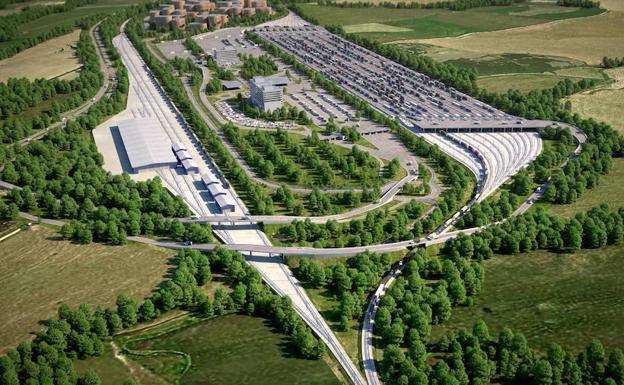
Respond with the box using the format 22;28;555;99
0;29;81;81
301;3;603;41
430;244;624;352
0;225;176;353
533;158;624;218
118;314;344;385
568;67;624;134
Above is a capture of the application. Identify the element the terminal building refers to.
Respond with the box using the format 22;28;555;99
116;118;177;173
248;76;289;112
201;174;237;213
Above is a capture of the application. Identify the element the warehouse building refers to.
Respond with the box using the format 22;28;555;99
249;76;289;112
116;118;177;173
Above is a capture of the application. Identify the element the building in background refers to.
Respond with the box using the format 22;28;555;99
147;0;272;31
249;76;289;112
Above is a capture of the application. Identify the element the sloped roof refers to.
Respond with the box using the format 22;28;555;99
117;118;177;171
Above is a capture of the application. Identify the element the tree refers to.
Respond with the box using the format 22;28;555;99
78;370;101;385
533;359;553;385
170;220;186;241
116;294;139;328
139;299;156;321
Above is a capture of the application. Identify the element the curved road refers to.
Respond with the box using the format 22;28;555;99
360;121;587;385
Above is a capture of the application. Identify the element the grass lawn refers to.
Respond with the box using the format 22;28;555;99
431;244;624;352
532;157;624;218
117;314;344;385
0;225;176;354
301;3;603;41
478;73;592;92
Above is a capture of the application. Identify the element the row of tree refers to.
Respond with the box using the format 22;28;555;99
224;123;380;188
602;56;624;68
275;200;432;248
556;0;601;8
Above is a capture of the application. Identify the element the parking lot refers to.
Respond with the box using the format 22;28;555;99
254;24;550;132
193;27;265;62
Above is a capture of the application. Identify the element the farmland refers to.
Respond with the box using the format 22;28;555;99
300;3;603;41
0;225;176;354
116;314;344;385
0;29;81;81
430;244;624;352
412;10;624;65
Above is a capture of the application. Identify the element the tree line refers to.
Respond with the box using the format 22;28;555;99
275;199;432;248
602;56;624;68
557;0;601;8
0;246;327;385
0;29;103;143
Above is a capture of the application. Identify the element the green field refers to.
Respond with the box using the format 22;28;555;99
431;245;624;352
0;225;175;354
118;314;343;385
445;53;584;76
533;157;624;218
301;3;603;41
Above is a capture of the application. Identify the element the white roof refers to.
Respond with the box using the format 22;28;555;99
182;159;199;171
117;118;176;171
208;182;227;197
172;142;187;152
215;194;236;211
176;149;193;160
201;173;218;186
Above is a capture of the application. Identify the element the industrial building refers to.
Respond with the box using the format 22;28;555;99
249;76;289;112
116;118;177;173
